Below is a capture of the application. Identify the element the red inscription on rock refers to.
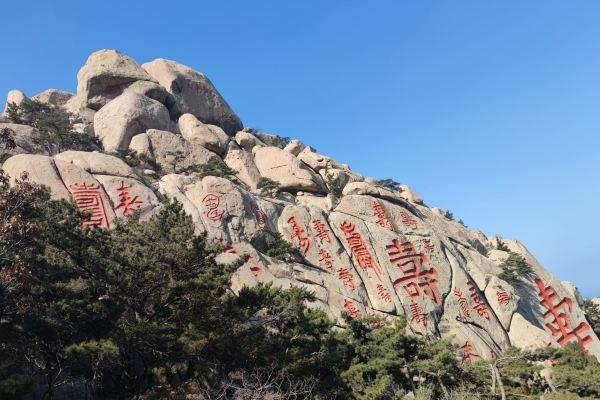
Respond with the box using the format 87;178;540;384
421;238;435;253
250;266;262;277
288;216;311;254
312;219;332;243
399;211;419;230
410;301;428;327
536;279;593;348
318;249;334;269
453;287;471;319
377;283;393;303
114;181;142;217
372;201;393;230
497;290;510;307
338;267;357;291
467;282;490;320
344;298;361;319
69;183;112;228
386;239;440;304
202;193;225;222
340;222;383;280
461;342;482;362
250;200;268;230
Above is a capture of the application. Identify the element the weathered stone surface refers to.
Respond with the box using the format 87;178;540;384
342;181;405;204
253;146;325;193
158;174;205;232
178;113;229;155
128;133;152;157
2;154;69;199
145;129;220;174
142;58;242;135
234;130;266;152
32;89;74;107
560;281;584;307
55;159;117;227
94;92;171;151
223;141;261;189
0;123;40;161
123;80;174;106
54;150;138;179
4;49;600;361
283;139;306;156
77;49;156;110
3;89;27;112
95;175;160;221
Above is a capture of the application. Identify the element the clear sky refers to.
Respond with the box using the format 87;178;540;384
1;1;598;297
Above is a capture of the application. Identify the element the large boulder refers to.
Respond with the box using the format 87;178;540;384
253;146;325;193
142;58;242;135
94;92;171;151
3;89;27;113
223;141;261;189
77;49;156;110
0;123;41;161
2;154;70;199
144;129;220;174
54;150;139;179
32;89;74;107
178;113;229;155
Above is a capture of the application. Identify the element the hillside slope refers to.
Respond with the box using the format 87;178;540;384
2;49;598;362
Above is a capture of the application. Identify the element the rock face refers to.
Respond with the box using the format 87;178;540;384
77;49;156;110
3;49;600;362
94;92;171;151
142;58;242;135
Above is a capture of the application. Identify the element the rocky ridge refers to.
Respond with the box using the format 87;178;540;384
2;49;598;362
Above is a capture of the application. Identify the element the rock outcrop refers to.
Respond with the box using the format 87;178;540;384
3;49;599;362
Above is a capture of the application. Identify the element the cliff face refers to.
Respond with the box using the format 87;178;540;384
2;49;598;361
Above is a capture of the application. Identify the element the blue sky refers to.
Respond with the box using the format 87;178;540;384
1;1;599;296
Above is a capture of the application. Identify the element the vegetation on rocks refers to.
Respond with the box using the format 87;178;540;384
498;252;535;285
0;169;599;399
257;176;280;198
6;100;101;155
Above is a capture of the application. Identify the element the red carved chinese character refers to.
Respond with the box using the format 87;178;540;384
318;249;334;269
312;219;332;243
453;287;471;319
114;181;142;217
250;200;268;230
69;183;112;228
386;239;440;304
536;279;593;348
288;216;311;254
250;266;262;277
461;342;481;362
340;222;383;280
410;301;428;327
338;267;357;291
202;193;225;222
421;238;435;253
497;290;510;307
372;201;393;230
399;211;418;230
344;298;361;319
377;284;393;303
467;282;490;320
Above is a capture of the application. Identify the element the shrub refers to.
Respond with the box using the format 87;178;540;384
198;158;237;178
264;232;302;262
496;238;510;251
498;252;534;285
257;177;280;198
375;178;402;191
6;100;101;155
324;170;343;197
444;210;454;220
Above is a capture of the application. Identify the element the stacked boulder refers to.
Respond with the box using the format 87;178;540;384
2;49;599;362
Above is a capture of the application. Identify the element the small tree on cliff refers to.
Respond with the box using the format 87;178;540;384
6;99;100;155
